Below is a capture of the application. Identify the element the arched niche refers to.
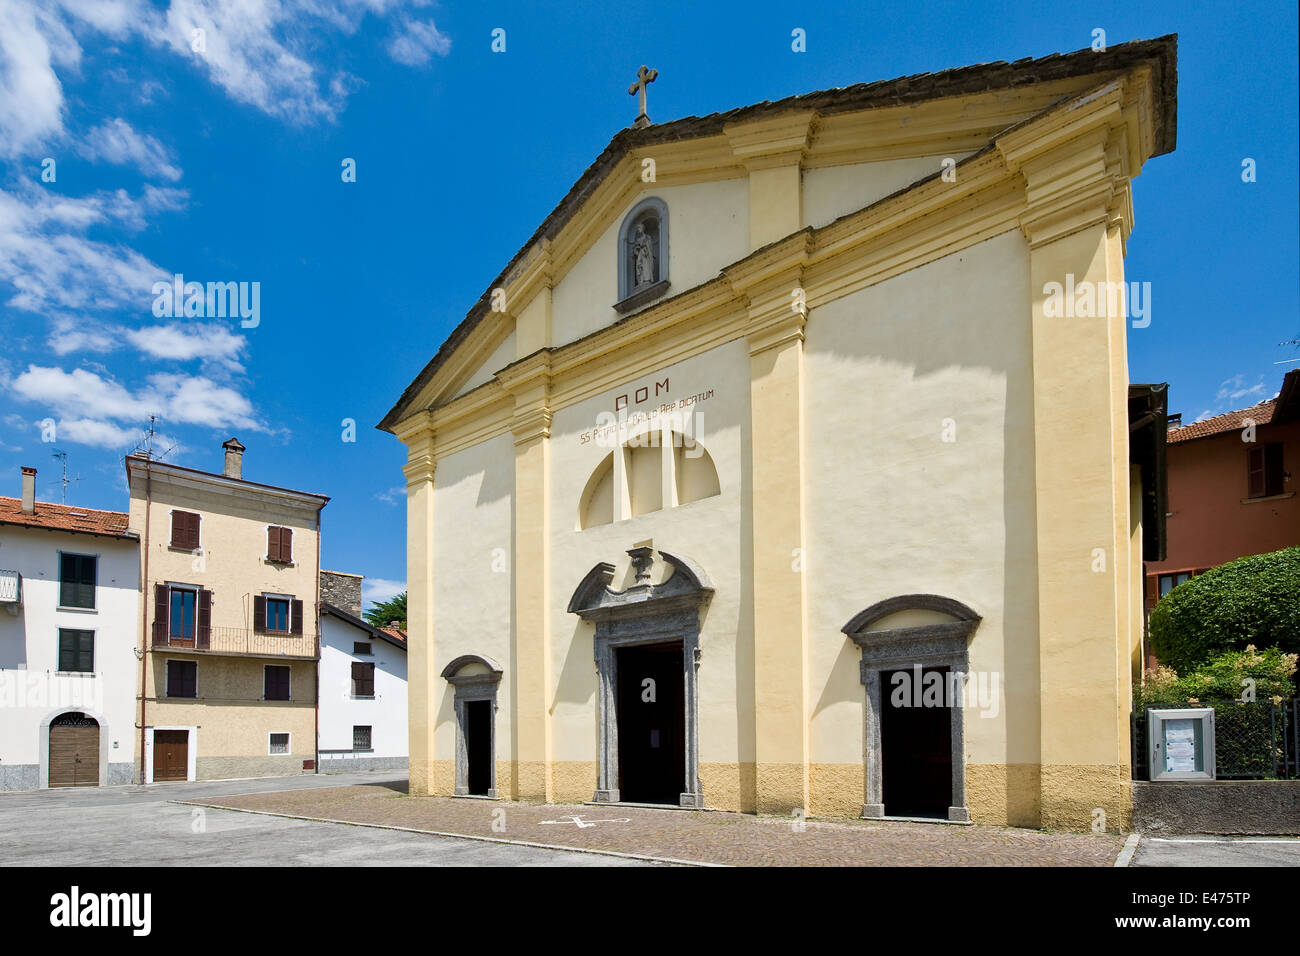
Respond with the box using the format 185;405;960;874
615;196;670;313
841;594;982;823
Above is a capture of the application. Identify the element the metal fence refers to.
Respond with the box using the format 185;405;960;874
1131;699;1296;780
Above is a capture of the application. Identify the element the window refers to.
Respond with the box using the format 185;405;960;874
170;510;201;550
353;726;372;752
353;641;372;656
58;553;97;609
264;665;291;701
169;587;197;640
166;660;197;698
1247;443;1285;498
265;597;290;633
351;661;375;697
1158;572;1194;597
269;733;290;755
255;594;300;635
267;525;293;563
58;629;94;672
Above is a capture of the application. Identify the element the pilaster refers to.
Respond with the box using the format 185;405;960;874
499;353;554;800
737;264;811;815
1014;115;1133;830
396;413;437;796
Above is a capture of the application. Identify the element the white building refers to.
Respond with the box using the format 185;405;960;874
0;467;140;789
318;571;407;772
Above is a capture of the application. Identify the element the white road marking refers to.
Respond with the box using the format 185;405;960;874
1115;832;1141;866
539;815;632;829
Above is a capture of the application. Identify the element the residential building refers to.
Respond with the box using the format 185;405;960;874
1144;369;1300;618
0;467;139;789
318;570;408;772
127;439;328;782
380;38;1177;829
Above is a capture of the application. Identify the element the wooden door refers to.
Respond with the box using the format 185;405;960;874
153;730;189;781
49;713;100;788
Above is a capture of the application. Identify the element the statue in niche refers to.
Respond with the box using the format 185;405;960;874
631;220;657;287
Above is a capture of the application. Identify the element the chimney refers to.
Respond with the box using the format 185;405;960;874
20;467;36;513
222;437;245;480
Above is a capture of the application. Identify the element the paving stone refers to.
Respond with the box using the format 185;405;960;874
193;782;1124;866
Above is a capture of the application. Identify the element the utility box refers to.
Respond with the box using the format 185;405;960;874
1148;707;1216;781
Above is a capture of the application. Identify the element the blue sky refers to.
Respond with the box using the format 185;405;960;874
1;0;1296;611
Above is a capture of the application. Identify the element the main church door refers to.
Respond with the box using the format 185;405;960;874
616;641;685;804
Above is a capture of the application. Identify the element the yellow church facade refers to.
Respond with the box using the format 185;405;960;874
381;37;1177;830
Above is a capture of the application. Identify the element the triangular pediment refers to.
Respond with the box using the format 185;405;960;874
380;36;1176;432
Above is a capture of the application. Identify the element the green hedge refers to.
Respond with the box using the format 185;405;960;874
1149;547;1300;672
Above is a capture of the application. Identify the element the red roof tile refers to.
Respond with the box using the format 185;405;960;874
379;626;407;645
0;496;134;539
1168;400;1275;444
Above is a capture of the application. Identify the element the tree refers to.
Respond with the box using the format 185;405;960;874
1149;547;1300;672
364;591;406;630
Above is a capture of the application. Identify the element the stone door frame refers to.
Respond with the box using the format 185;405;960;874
842;594;982;823
569;547;713;808
441;654;503;798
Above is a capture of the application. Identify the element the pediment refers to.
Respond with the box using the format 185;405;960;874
380;36;1176;433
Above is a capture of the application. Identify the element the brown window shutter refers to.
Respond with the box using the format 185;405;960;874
197;589;212;649
351;661;366;680
153;583;169;644
282;527;292;563
254;594;266;634
1144;573;1158;608
1247;447;1265;497
267;526;278;562
190;512;201;549
170;512;182;548
290;598;304;635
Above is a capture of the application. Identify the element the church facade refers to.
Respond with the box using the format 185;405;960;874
381;37;1178;830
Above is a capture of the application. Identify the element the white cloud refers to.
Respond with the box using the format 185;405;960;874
50;417;140;448
0;0;81;160
362;577;404;608
0;181;185;315
80;118;183;181
9;365;263;432
125;323;246;365
387;16;450;67
374;485;404;505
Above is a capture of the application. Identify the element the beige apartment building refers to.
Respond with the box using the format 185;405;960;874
127;440;328;782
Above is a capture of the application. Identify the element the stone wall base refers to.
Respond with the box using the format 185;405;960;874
1133;780;1300;835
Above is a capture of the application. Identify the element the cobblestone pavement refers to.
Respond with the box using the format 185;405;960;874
188;781;1124;866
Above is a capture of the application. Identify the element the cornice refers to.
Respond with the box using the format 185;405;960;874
725;111;817;170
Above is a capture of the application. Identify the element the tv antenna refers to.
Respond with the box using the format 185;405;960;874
131;415;177;462
50;449;81;504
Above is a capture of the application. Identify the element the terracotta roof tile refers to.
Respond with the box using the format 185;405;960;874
1168;400;1275;444
0;496;134;538
379;626;407;645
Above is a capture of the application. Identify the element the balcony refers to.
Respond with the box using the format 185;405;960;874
151;621;318;660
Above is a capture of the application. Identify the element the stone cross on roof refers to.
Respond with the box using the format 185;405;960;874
628;64;658;128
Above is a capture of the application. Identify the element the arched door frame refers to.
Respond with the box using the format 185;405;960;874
842;595;982;823
39;707;109;789
441;654;503;798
